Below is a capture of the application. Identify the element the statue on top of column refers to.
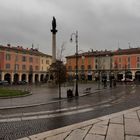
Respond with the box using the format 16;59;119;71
52;16;56;30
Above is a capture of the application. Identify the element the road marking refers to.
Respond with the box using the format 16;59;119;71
0;104;112;122
0;104;91;118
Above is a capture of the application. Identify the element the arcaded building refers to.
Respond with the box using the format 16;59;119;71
0;44;52;84
66;48;140;82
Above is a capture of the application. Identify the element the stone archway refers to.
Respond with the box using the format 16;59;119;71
135;71;140;81
117;72;123;81
35;74;39;83
22;74;26;81
40;74;44;82
125;71;132;79
45;74;49;82
4;73;11;83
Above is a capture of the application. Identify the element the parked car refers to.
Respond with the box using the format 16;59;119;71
121;78;133;82
0;80;9;85
17;80;28;85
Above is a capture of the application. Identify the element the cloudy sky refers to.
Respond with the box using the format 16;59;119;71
0;0;140;59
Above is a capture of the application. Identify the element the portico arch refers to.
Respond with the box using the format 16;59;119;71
125;71;132;79
22;74;26;81
117;72;123;81
4;73;11;83
40;74;44;82
135;71;140;81
35;74;39;83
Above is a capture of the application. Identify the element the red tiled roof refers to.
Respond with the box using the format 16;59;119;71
114;48;140;55
0;45;52;57
66;47;140;58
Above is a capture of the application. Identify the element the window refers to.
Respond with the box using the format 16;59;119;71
68;66;72;70
35;66;39;71
128;57;130;62
6;64;10;69
6;54;11;61
95;59;98;63
22;56;26;62
88;57;91;64
81;65;85;70
119;57;121;63
137;63;140;68
81;65;84;73
128;63;130;69
42;59;43;64
15;64;19;70
68;59;71;65
88;65;91;70
22;65;26;70
95;64;98;69
82;57;84;64
15;55;18;62
137;57;140;62
46;60;49;64
29;57;33;62
29;65;33;71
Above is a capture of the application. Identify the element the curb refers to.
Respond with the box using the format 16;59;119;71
0;89;104;110
18;106;140;140
0;93;32;99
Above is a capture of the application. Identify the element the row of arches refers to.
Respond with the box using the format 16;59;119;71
117;71;140;81
67;70;140;82
0;73;49;84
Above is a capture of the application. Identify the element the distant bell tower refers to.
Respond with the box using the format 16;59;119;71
51;16;57;63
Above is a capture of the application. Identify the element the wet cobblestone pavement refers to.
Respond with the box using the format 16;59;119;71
0;84;140;139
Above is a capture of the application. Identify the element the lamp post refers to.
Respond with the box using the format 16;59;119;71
109;54;112;88
70;31;79;97
97;54;101;89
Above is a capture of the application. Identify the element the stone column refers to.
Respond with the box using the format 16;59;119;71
11;72;14;83
26;74;29;83
32;73;35;83
38;74;41;82
19;73;22;81
1;72;5;81
52;34;56;63
51;17;57;63
132;70;135;80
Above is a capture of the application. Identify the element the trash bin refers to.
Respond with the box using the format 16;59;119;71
67;89;73;98
113;79;116;87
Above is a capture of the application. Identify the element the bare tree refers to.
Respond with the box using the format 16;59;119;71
49;60;66;99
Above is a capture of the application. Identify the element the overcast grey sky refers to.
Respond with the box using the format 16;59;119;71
0;0;140;58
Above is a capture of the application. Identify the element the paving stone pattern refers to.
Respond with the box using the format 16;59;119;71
19;107;140;140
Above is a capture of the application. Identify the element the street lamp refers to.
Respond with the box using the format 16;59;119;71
70;31;79;97
109;54;113;88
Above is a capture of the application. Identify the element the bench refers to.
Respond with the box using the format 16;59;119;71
83;87;91;93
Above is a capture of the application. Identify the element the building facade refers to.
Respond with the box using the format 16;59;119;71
66;52;94;81
66;48;140;82
0;45;52;84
